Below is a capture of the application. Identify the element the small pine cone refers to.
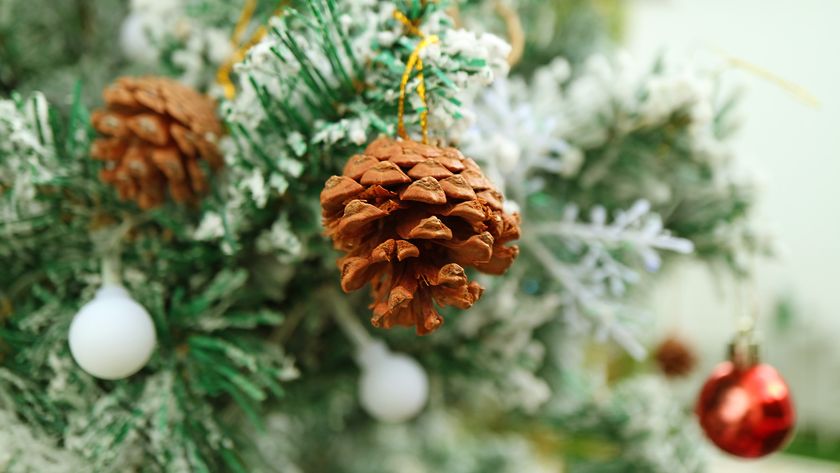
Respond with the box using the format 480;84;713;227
654;335;698;378
90;76;223;209
321;137;520;335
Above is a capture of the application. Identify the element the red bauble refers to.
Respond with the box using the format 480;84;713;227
696;361;795;458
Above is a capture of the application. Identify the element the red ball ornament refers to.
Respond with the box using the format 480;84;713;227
696;358;795;458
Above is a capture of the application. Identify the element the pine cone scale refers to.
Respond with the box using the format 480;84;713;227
407;160;453;180
439;175;477;200
343;154;380;179
360;162;412;186
127;114;170;146
400;176;447;204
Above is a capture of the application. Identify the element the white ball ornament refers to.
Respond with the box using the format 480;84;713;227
69;285;156;380
357;342;429;423
119;14;159;65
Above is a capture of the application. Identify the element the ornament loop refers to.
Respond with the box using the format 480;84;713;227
728;337;760;369
728;320;760;369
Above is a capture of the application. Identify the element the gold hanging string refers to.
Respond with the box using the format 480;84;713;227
712;47;820;108
232;0;259;45
393;10;423;36
393;10;439;144
494;1;525;66
217;0;260;99
396;35;439;143
217;1;286;99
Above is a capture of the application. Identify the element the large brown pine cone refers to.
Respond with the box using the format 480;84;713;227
321;137;521;335
90;76;223;209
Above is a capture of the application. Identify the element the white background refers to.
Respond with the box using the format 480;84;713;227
627;0;840;470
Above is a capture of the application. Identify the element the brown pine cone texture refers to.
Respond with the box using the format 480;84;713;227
90;76;223;209
321;137;521;335
654;335;698;378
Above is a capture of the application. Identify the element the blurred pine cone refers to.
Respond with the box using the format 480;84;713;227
90;76;223;209
321;137;520;335
654;335;697;378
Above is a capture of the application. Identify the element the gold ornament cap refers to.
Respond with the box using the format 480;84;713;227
728;318;760;369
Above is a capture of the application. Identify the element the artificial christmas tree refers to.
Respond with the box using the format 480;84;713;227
0;1;769;472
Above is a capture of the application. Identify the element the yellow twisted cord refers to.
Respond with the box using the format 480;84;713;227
393;10;438;143
393;10;423;36
232;0;258;45
713;48;820;108
217;30;269;100
217;0;285;99
494;1;524;66
0;297;11;319
397;35;439;143
217;0;259;99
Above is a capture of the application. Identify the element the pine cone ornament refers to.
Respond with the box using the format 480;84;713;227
321;137;520;335
90;76;223;209
654;335;698;378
